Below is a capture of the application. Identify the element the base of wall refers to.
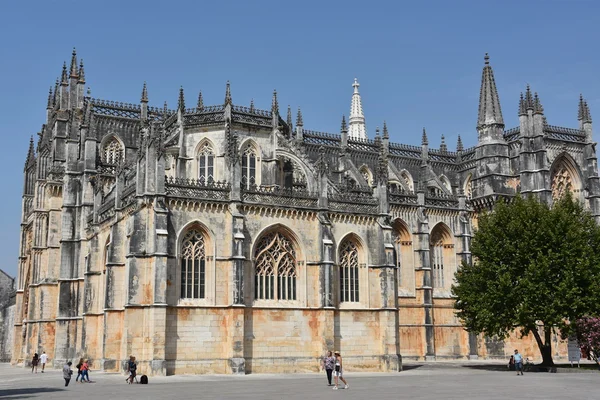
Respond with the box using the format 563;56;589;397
425;355;436;361
469;355;479;360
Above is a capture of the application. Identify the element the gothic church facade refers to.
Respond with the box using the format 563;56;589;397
13;50;599;374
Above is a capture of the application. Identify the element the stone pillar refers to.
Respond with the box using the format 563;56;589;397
415;191;434;360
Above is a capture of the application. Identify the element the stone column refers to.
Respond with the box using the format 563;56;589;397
415;191;434;359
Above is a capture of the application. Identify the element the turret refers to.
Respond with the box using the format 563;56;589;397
60;62;69;110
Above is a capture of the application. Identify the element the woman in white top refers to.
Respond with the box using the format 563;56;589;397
333;351;349;390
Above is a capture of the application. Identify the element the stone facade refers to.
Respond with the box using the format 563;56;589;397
11;50;599;374
0;269;16;362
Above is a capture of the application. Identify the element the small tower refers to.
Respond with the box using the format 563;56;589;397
473;53;511;199
140;82;148;121
348;78;367;140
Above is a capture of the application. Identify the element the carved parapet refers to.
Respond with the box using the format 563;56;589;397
165;176;231;202
242;184;318;209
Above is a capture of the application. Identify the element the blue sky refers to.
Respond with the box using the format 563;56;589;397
0;0;598;277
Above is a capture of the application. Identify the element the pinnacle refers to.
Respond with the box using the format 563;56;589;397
422;128;428;145
286;105;293;129
224;81;232;106
141;82;148;103
61;62;68;84
341;115;347;133
579;94;592;123
533;92;544;114
26;135;35;166
296;107;303;126
250;99;255;112
78;59;85;83
271;90;279;115
197;90;204;111
440;134;448;153
70;47;78;78
477;53;504;129
47;86;53;109
457;135;464;152
178;86;185;111
383;121;389;139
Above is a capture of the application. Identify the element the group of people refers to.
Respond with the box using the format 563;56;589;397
33;352;137;387
321;351;349;390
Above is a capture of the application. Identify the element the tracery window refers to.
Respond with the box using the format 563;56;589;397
430;238;444;288
339;239;359;302
180;229;206;299
464;175;473;200
430;224;452;289
198;142;214;184
552;165;574;200
254;232;297;300
102;137;123;166
242;147;257;189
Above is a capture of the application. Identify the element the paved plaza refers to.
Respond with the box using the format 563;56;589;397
0;362;598;400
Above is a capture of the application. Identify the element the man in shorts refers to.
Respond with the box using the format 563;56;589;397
40;351;48;373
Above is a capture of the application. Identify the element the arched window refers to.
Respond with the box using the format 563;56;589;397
102;137;123;166
255;232;297;300
550;156;582;201
197;142;214;184
393;220;412;287
359;166;373;186
242;146;257;189
464;175;473;200
430;224;453;289
180;229;206;299
339;238;359;302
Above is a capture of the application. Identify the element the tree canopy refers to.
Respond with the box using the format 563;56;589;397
452;193;600;365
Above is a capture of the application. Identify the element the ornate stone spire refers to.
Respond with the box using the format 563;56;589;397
141;82;148;103
456;134;464;152
286;105;293;129
224;81;232;106
78;59;85;83
340;115;348;133
477;53;504;129
47;86;53;109
25;136;35;168
421;128;428;145
296;107;303;126
533;92;544;114
518;92;527;116
382;121;389;139
178;86;185;111
163;101;168;114
197;90;204;111
69;48;78;78
271;90;279;115
349;78;367;140
61;62;68;85
53;78;59;105
440;134;447;153
249;99;255;113
578;94;592;123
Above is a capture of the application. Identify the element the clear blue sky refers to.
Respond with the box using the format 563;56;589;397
0;0;598;277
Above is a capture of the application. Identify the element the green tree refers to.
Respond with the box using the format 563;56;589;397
452;193;600;365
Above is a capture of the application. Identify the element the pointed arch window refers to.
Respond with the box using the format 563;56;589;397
198;142;214;184
339;239;359;302
254;232;297;300
180;229;206;299
430;225;453;289
242;146;257;189
552;165;574;200
102;137;123;166
430;237;444;288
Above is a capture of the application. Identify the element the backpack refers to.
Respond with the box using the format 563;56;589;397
140;374;148;384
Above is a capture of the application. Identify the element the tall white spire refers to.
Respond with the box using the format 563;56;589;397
348;78;367;140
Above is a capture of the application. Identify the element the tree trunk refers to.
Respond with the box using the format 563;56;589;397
531;326;555;366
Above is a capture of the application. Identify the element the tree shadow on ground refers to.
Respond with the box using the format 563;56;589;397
0;387;64;399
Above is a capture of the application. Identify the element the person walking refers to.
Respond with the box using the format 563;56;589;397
40;351;48;373
62;362;73;387
81;360;91;382
75;358;84;382
332;351;349;390
31;353;39;373
126;356;137;384
513;349;524;376
321;351;335;386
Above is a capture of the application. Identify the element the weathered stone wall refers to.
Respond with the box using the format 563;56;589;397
0;302;16;362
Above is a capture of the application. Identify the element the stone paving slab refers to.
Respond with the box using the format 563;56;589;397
0;363;598;400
